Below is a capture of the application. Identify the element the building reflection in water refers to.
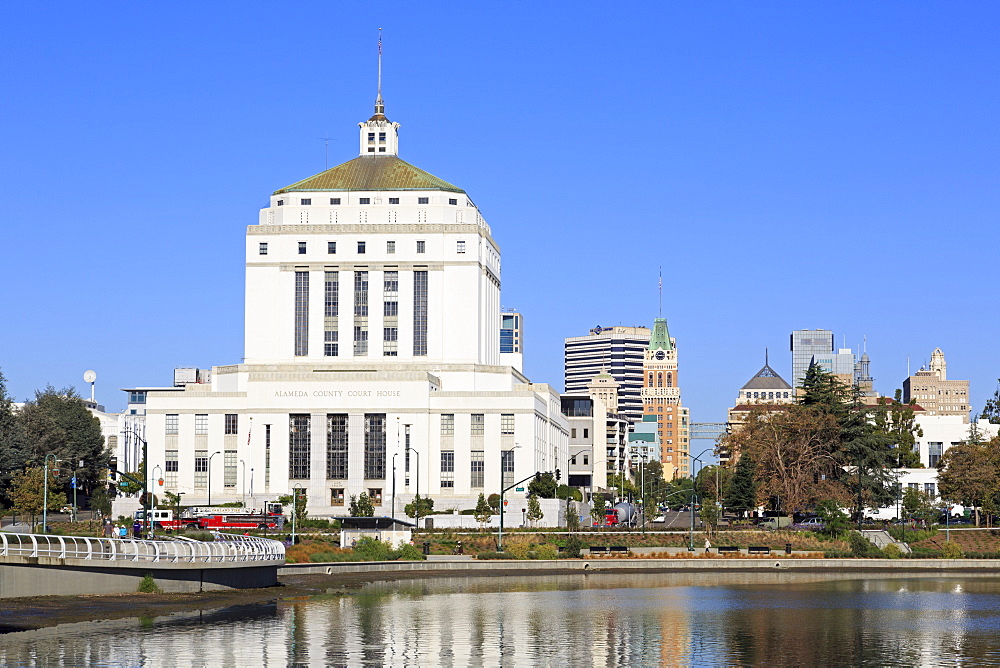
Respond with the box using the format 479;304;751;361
2;573;1000;666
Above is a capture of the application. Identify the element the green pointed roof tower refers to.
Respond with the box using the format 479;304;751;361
648;317;673;351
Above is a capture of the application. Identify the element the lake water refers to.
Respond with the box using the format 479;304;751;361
3;572;1000;666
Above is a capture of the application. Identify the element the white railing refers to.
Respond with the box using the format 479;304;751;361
0;532;285;564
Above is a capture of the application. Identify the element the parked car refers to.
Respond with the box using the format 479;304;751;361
791;517;824;530
652;515;666;524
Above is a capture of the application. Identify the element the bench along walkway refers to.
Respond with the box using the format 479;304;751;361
0;532;285;598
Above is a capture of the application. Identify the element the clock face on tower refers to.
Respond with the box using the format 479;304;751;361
654;350;665;361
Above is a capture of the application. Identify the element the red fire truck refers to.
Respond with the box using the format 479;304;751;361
137;502;285;532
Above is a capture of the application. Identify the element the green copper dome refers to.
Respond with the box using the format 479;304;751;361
274;155;465;194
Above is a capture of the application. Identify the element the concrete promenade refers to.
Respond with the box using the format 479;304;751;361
280;556;1000;578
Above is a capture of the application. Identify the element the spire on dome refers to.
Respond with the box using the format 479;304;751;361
372;28;386;120
358;29;400;156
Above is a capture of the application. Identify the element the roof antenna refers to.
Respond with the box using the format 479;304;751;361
765;347;769;367
658;267;662;318
319;132;332;169
374;28;384;117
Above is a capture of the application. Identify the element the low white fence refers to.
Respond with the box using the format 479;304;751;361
0;532;285;564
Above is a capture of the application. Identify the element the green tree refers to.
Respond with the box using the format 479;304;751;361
556;484;582;501
980;379;1000;424
473;493;493;527
937;440;998;526
590;492;606;525
280;489;310;521
404;494;433;522
348;492;374;517
0;370;29;505
487;493;501;511
870;390;924;468
526;494;543;526
724;455;757;516
18;386;109;497
695;465;730;501
699;498;720;537
815;499;849;538
527;472;557;499
10;466;67;527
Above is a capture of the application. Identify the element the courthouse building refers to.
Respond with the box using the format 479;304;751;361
124;91;568;516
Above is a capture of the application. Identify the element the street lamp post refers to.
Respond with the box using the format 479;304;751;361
42;453;59;534
71;459;84;522
291;484;303;545
207;451;221;505
403;424;420;528
632;453;647;533
391;452;398;521
689;448;714;551
239;459;246;508
498;445;520;551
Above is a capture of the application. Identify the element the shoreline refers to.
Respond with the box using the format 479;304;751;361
3;557;1000;634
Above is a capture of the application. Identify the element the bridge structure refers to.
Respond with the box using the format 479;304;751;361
0;531;285;598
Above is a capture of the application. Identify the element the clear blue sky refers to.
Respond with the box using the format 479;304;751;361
2;3;998;435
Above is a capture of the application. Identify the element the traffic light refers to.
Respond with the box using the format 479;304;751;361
555;468;561;481
109;457;118;480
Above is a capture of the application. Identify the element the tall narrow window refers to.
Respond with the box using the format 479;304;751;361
324;271;338;356
364;414;386;480
441;451;455;488
194;450;208;488
354;270;368;355
294;271;310;356
502;449;514;488
264;424;271;488
165;450;178;489
225;414;238;435
298;242;307;254
386;240;395;254
416;240;426;254
500;414;514;435
289;414;310;480
471;414;485;436
224;450;237;488
165;414;178;435
326;414;348;479
383;270;398;356
413;270;428;356
441;414;454;436
327;241;337;254
259;243;268;255
357;241;366;254
195;414;208;435
457;240;466;254
470;451;484;488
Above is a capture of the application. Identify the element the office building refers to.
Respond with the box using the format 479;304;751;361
641;317;689;478
903;348;971;420
564;325;650;424
790;329;855;389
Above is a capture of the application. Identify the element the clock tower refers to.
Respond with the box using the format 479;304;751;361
641;317;689;478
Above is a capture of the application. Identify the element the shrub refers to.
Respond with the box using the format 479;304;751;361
534;543;558;560
848;532;883;558
476;551;509;560
137;573;161;594
562;535;584;558
299;518;332;529
882;543;902;559
940;541;964;559
394;543;425;561
505;542;531;560
353;537;392;561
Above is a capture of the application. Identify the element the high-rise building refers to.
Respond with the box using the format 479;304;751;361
641;318;689;478
790;329;855;389
903;348;971;420
564;325;650;424
121;81;568;513
499;310;523;373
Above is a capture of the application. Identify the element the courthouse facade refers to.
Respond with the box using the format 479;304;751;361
126;93;568;515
